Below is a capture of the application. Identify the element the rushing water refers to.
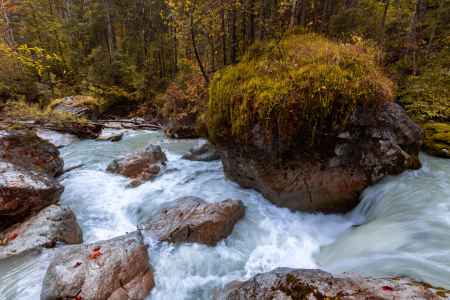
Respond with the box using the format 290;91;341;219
1;129;450;299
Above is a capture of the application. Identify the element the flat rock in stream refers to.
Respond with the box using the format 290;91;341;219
181;138;221;162
138;196;245;246
36;130;78;148
213;267;450;300
40;231;154;300
95;131;123;142
0;205;83;260
0;129;64;176
0;151;64;230
107;144;167;187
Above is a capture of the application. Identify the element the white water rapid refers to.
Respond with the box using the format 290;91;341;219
1;129;450;299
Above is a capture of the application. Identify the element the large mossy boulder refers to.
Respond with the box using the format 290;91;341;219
200;33;424;214
0;205;83;260
41;231;154;300
50;96;100;122
214;268;449;300
419;122;450;158
0;129;64;176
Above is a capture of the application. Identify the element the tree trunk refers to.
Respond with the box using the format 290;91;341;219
191;2;209;84
248;0;255;45
221;0;227;66
231;0;238;63
426;0;445;58
258;0;267;40
377;0;390;45
102;0;116;67
301;0;309;26
291;0;302;27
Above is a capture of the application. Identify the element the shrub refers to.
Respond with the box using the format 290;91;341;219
199;32;395;145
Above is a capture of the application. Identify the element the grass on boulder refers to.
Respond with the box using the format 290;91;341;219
199;33;395;145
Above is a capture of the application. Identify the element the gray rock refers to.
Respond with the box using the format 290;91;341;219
214;268;450;300
40;231;154;300
0;205;83;260
37;130;78;148
0;129;64;176
107;144;167;187
138;196;245;246
95;131;123;142
53;96;100;122
181;138;221;162
0;151;64;228
157;139;197;145
221;102;424;214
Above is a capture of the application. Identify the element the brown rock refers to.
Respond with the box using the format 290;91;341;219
221;102;424;214
106;144;167;178
0;151;64;231
0;204;83;260
40;231;154;300
0;129;64;176
52;96;100;122
214;268;449;300
128;164;161;188
138;196;245;246
181;138;222;162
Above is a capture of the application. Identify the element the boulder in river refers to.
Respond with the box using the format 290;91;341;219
220;103;424;214
0;129;64;176
36;129;78;148
96;131;124;142
0;151;65;231
106;144;167;187
138;196;245;246
181;138;221;162
0;204;83;260
213;267;450;300
40;231;154;300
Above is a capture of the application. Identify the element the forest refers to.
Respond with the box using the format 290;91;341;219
0;0;449;128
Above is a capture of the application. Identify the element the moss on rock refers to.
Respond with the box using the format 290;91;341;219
420;122;450;158
199;33;395;145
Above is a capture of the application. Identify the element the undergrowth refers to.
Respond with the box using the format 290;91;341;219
199;33;395;145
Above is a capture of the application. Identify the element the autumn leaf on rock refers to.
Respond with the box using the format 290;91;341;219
382;286;393;291
9;233;18;241
90;252;102;259
13;182;20;187
73;262;82;268
3;141;9;147
75;296;82;300
19;175;24;178
92;246;101;252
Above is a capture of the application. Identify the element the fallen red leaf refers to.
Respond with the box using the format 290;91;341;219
93;246;101;252
162;210;168;214
75;296;82;300
382;286;393;291
161;161;166;166
73;262;82;268
9;233;18;241
19;175;24;178
179;213;183;217
13;183;20;187
89;252;102;259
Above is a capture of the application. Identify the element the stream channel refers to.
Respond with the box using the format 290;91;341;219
1;129;450;299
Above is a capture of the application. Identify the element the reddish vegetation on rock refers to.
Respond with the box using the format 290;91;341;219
138;196;245;246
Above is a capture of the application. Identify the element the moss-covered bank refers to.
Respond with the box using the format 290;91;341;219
420;122;450;158
199;33;395;145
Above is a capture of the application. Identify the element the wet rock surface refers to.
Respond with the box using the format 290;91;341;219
107;144;167;187
221;103;424;214
96;131;123;142
0;151;65;230
181;138;221;162
36;130;78;148
0;205;83;260
0;129;64;176
214;268;450;300
40;231;154;300
138;196;245;246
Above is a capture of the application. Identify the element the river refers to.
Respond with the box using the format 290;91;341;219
1;129;449;299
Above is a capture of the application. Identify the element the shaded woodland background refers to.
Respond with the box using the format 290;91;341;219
0;0;449;122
